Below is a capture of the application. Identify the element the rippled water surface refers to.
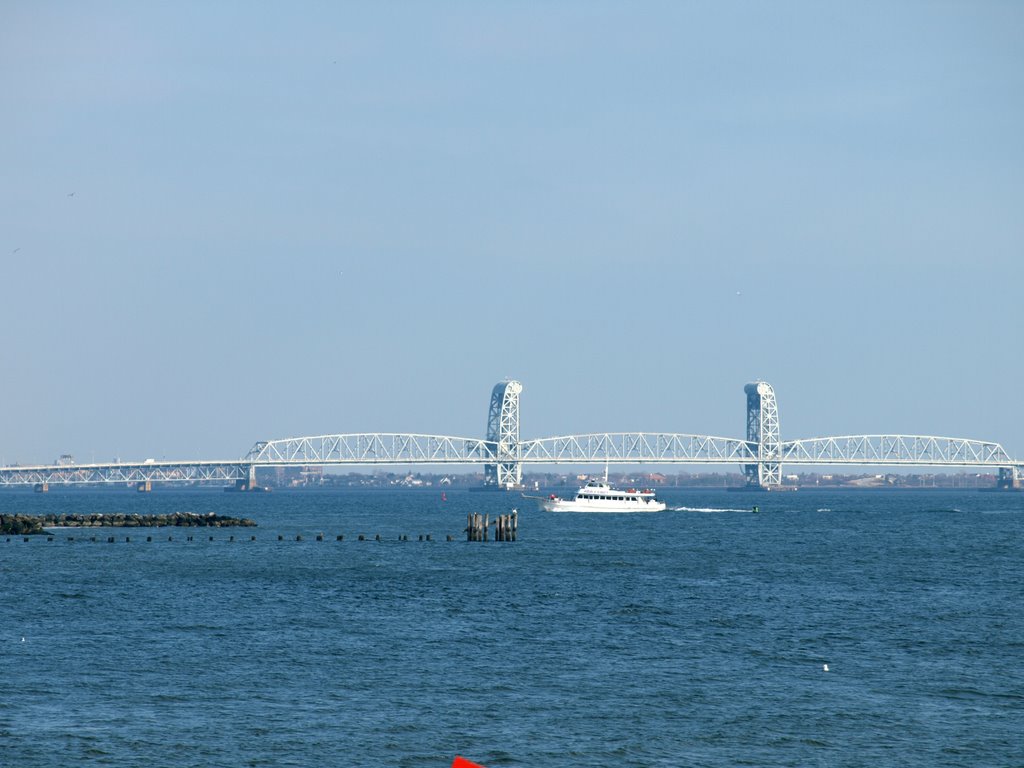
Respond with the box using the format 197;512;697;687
2;488;1022;767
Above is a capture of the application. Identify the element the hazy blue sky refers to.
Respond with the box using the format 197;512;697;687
2;2;1022;465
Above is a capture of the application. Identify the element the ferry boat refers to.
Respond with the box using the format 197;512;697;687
539;479;667;513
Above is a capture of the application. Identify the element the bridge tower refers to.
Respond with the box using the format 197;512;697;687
744;381;782;489
484;380;523;489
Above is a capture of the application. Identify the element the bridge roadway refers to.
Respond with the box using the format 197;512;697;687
0;432;1020;489
1;381;1020;489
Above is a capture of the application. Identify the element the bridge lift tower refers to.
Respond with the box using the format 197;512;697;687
745;381;782;489
484;380;523;489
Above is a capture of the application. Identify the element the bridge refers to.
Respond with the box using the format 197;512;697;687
1;380;1021;491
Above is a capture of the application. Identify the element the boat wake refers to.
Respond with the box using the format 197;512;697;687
671;506;754;513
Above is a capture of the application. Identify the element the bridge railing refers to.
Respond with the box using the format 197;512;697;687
781;435;1015;466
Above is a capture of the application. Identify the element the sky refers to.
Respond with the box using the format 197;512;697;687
1;1;1022;466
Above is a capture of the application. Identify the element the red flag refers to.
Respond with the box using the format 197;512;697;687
452;757;485;768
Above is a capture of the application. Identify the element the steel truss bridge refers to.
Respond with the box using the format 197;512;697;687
1;381;1020;490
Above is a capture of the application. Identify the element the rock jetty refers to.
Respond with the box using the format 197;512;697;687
0;512;257;535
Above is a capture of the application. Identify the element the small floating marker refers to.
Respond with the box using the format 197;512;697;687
21;637;25;642
823;664;829;672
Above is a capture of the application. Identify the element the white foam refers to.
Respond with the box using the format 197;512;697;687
672;506;752;513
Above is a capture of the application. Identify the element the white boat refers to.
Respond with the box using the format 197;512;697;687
540;479;667;513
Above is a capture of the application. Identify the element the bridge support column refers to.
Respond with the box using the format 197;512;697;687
744;381;782;489
136;480;151;493
997;467;1021;490
34;482;48;493
484;380;523;489
232;465;259;491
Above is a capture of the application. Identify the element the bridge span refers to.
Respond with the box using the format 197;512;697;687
1;380;1020;491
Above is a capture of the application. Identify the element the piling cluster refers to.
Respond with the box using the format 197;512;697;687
466;510;517;542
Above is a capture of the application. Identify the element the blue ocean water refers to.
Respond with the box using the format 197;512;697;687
1;488;1022;767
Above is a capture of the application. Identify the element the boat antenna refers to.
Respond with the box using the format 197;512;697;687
604;461;609;483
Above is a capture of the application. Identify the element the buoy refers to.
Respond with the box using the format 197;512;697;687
823;664;829;672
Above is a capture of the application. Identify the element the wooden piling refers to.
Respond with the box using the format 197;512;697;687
336;534;344;541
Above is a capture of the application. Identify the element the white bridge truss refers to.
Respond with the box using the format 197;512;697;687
1;380;1020;489
245;434;494;465
517;433;755;464
782;435;1014;467
3;432;1016;488
0;461;248;486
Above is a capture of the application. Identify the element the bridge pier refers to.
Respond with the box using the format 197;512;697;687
136;480;151;493
34;482;48;493
997;467;1021;490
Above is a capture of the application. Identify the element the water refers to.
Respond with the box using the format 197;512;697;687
2;488;1022;767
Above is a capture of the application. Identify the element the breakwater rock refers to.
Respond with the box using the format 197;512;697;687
1;512;257;534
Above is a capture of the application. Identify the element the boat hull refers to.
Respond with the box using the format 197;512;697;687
541;499;667;513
